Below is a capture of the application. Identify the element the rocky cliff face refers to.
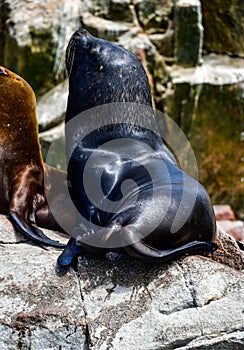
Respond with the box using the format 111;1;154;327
0;0;81;93
1;0;243;217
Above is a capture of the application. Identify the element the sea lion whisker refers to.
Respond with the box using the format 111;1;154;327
66;38;75;58
66;39;76;75
67;44;76;77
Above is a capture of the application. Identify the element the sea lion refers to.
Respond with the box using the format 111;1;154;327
0;66;65;247
57;29;217;266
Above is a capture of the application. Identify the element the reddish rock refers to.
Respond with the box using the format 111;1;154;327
217;220;244;244
213;204;236;221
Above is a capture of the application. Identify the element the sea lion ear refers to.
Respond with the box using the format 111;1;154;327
0;67;8;76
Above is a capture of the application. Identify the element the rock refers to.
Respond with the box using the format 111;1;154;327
177;331;244;350
170;54;244;85
211;224;244;271
39;122;66;170
134;0;174;33
1;0;81;94
37;79;68;132
218;220;244;244
108;0;135;23
149;29;175;58
80;0;110;19
0;215;28;244
81;12;131;41
174;0;203;67
165;54;244;217
36;78;68;169
0;215;86;350
1;214;244;349
213;204;236;221
202;0;244;57
36;79;67;169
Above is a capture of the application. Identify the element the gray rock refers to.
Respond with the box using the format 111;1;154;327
81;0;110;18
37;79;68;132
39;122;66;170
108;0;135;23
174;0;203;67
134;0;174;33
0;214;243;349
36;79;67;169
81;12;131;41
149;30;175;58
1;0;81;93
164;54;244;218
170;54;244;86
177;332;244;350
0;215;85;350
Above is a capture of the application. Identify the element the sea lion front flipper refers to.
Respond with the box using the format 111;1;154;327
8;164;66;248
8;211;65;248
57;237;83;267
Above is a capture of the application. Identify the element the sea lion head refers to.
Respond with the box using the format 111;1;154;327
65;29;152;119
0;66;36;117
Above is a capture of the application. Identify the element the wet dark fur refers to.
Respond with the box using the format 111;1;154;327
58;30;217;267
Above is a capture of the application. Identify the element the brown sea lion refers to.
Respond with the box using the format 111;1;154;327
0;66;65;247
57;29;217;267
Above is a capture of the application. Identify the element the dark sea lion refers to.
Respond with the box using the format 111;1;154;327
57;29;217;266
0;66;65;247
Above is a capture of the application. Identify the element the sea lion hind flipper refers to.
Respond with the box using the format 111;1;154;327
57;237;83;268
8;211;65;248
124;240;218;263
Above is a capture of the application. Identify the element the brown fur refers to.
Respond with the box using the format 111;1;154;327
0;67;65;247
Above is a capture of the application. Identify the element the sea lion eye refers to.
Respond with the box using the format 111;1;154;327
0;67;8;76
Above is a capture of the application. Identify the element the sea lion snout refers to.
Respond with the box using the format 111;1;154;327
75;29;89;37
70;29;91;46
66;29;93;76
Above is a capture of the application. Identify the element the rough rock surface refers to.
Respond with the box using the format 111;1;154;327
202;0;244;57
81;12;132;40
39;122;66;170
165;54;244;217
37;79;68;132
134;0;174;32
0;214;243;349
36;80;67;169
213;204;236;221
213;205;244;244
174;0;203;66
218;220;244;245
1;0;81;93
